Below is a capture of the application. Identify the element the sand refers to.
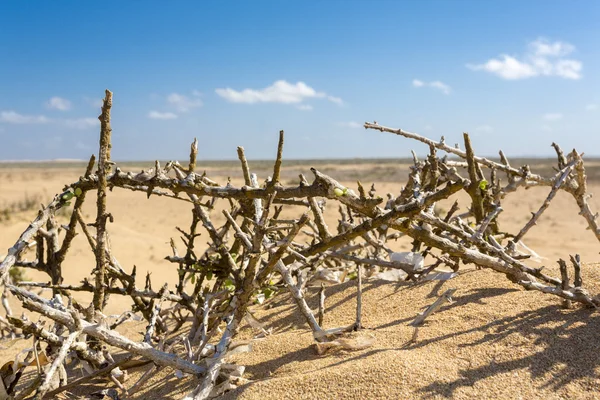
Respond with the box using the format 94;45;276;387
1;161;600;399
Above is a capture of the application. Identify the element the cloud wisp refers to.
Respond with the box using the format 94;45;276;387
467;38;582;80
147;91;202;120
148;111;178;120
46;96;72;111
216;80;343;108
64;118;99;129
543;113;563;121
83;96;103;109
412;79;451;95
0;111;50;124
0;111;99;129
337;121;362;129
167;92;203;112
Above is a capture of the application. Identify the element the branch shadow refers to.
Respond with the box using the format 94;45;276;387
375;287;518;331
241;344;321;380
254;279;386;333
417;304;600;398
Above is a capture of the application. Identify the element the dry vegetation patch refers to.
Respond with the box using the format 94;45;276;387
1;91;600;399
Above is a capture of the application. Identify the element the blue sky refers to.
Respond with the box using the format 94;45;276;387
0;0;599;161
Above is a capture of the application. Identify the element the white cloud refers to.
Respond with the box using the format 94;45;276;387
297;104;313;111
215;80;342;107
543;113;563;121
429;81;451;95
337;121;362;129
475;125;494;134
530;38;574;57
0;110;105;129
0;111;50;124
46;96;72;111
64;118;99;129
412;79;451;94
83;96;103;108
327;95;343;105
167;92;203;112
553;60;582;79
147;91;202;119
467;38;582;80
585;104;598;111
468;56;538;80
148;111;178;120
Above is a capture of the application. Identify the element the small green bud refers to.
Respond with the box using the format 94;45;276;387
62;192;74;201
224;278;235;291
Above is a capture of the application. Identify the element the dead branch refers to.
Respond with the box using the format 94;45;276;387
9;285;206;375
93;90;113;311
1;92;600;399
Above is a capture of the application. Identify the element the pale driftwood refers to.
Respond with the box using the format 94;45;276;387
410;288;457;343
8;315;105;367
187;298;239;400
1;287;13;321
300;174;333;242
364;122;553;187
571;254;583;287
55;155;95;268
318;284;326;327
406;213;599;307
0;200;60;284
256;212;310;283
276;257;325;339
326;252;417;278
10;285;205;375
559;259;572;309
34;329;81;399
366;122;600;244
572;151;600;241
17;281;187;305
472;205;503;241
93;89;113;311
144;283;168;343
354;265;363;330
69;168;381;212
511;161;575;245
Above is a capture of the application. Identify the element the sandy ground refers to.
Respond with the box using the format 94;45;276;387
1;161;600;399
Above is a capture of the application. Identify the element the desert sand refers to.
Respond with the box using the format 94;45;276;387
1;160;600;399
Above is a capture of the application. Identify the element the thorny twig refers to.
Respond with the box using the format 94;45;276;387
1;97;599;399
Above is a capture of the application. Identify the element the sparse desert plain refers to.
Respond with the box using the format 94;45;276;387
2;156;600;399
